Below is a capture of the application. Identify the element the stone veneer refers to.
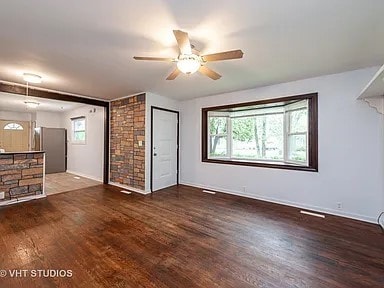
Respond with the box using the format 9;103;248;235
110;94;145;190
0;152;44;201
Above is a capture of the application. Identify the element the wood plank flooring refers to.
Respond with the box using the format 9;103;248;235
0;184;383;287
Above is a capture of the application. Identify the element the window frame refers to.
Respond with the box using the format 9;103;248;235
71;116;87;145
201;93;318;172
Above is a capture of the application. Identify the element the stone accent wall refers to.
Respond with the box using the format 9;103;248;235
110;94;145;190
0;152;44;201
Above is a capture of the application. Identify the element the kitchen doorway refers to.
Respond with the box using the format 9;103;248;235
0;84;109;197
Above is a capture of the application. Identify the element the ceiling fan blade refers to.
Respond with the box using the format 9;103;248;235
133;56;174;61
201;50;244;62
166;68;181;80
173;30;192;55
199;65;221;80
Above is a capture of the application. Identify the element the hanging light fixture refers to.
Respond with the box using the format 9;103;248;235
24;101;40;109
23;73;42;109
23;73;42;84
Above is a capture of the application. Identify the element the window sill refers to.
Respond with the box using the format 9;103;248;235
202;158;318;172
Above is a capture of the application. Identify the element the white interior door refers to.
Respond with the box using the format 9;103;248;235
153;109;178;191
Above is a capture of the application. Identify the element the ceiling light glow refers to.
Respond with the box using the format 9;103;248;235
177;54;201;74
23;73;42;84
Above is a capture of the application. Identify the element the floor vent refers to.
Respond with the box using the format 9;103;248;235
300;210;325;218
202;190;216;195
120;190;132;195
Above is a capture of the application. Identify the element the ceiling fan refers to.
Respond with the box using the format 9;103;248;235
133;30;244;80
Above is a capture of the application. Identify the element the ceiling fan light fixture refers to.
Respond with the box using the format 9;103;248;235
23;73;42;84
133;30;243;80
177;54;201;74
24;101;40;109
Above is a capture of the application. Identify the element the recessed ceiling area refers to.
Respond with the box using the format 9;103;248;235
0;0;383;100
0;91;83;113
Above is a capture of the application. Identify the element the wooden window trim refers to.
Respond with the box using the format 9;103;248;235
201;93;318;172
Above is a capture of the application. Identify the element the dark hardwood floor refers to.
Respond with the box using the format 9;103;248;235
0;184;383;288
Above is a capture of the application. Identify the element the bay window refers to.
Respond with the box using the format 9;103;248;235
202;93;318;171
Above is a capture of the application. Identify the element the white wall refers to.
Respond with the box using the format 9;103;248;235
62;105;104;181
179;67;384;223
35;111;63;128
145;92;180;192
0;110;33;122
0;110;63;128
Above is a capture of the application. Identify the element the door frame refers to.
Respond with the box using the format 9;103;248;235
150;106;180;192
0;82;110;184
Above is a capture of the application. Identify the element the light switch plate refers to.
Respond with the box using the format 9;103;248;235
0;192;5;200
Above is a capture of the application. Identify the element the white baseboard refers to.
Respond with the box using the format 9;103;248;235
66;170;103;182
0;194;46;207
108;182;151;195
180;180;377;224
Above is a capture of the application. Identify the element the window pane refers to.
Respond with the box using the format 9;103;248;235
255;114;284;160
74;131;86;142
209;117;228;157
4;123;23;130
209;135;227;157
209;117;227;135
289;109;307;133
288;134;307;162
232;117;257;158
74;119;85;131
232;114;284;160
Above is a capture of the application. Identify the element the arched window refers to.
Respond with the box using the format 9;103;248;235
3;123;24;130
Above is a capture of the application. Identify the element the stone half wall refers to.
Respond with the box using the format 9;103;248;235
0;152;44;201
110;94;145;190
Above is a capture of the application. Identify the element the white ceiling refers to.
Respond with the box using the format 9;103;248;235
0;0;383;101
0;92;83;113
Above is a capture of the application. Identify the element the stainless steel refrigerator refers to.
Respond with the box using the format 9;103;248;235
34;127;67;174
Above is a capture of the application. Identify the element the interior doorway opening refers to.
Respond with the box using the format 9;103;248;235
0;83;109;198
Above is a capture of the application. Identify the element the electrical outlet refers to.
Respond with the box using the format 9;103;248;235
242;186;246;193
0;192;4;200
337;202;342;209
